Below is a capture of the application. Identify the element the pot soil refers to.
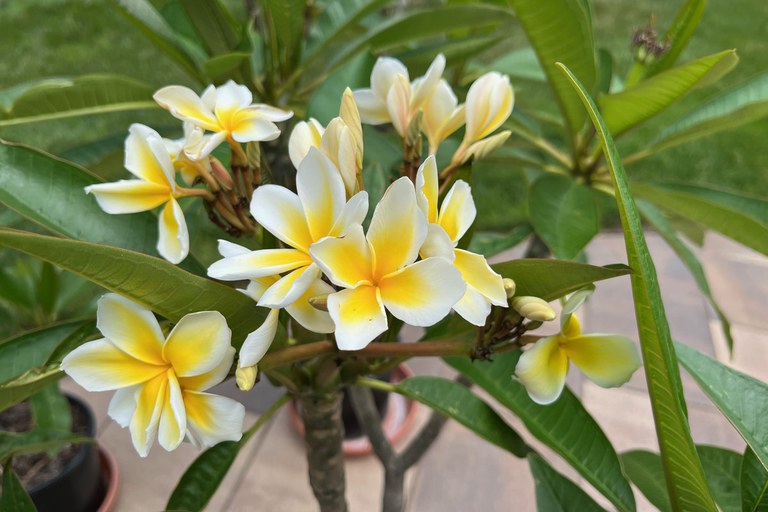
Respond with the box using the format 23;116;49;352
0;395;116;512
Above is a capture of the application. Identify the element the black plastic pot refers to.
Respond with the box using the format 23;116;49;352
29;395;106;512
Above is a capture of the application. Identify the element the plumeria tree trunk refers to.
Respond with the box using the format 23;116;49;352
299;392;348;512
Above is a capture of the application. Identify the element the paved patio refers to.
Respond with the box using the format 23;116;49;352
60;231;768;511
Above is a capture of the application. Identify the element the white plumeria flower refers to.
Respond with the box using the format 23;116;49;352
215;240;335;368
162;122;212;186
85;124;189;264
462;71;514;145
154;80;293;159
310;177;466;350
61;294;245;456
354;54;445;137
515;291;642;404
207;148;368;357
422;79;465;155
415;157;506;326
288;89;364;197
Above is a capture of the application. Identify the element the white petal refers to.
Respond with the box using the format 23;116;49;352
251;185;313;251
286;279;335;334
239;309;280;367
410;53;445;110
563;334;642;388
379;258;465;326
414;156;439;223
231;113;281;143
184;130;227;161
247;104;293;122
96;293;165;365
108;386;138;428
243;276;280;301
257;263;320;309
289;119;324;169
453;249;506;306
157;198;189;264
515;336;568;405
353;89;390;125
125;124;175;186
371;57;409;100
327;285;388;351
153;85;220;132
386;74;411;137
420;224;456;260
178;346;236;392
85;180;170;214
163;311;231;377
184;391;245;449
297;147;347;241
329;191;369;237
453;286;493;326
213;80;253;118
208;248;311;281
129;374;167;457
217;239;250;258
158;371;186;452
438;180;476;243
309;224;374;288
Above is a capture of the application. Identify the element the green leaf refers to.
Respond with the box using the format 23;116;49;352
676;342;768;473
392;376;531;457
1;464;36;512
634;183;768;256
260;0;306;78
0;367;63;413
506;0;597;142
741;447;768;512
30;383;72;433
491;259;631;302
116;0;204;81
697;445;741;512
620;450;672;512
468;224;533;257
46;321;99;367
203;52;252;81
600;50;738;136
649;72;768;153
528;174;599;260
180;0;239;57
476;47;547;83
0;320;85;383
528;453;606;511
447;351;635;512
0;229;276;349
559;62;717;511
166;394;288;512
36;262;60;318
637;200;733;352
0;430;90;461
0;75;157;127
0;141;205;274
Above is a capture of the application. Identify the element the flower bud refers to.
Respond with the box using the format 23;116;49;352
463;130;511;163
288;118;325;169
511;296;556;322
236;365;258;391
502;278;516;299
308;294;329;312
340;88;363;170
463;72;514;144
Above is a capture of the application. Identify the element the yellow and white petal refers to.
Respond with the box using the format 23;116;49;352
125;124;175;186
200;85;217;111
371;56;409;101
328;285;388;351
85;180;170;214
217;239;250;258
243;276;280;302
246;104;293;122
258;263;320;309
184;130;227;161
179;346;235;392
153;85;220;132
208;248;311;281
410;53;445;111
251;185;313;251
61;339;166;392
440;104;466;143
562;334;642;388
562;314;582;339
96;293;165;365
422;80;459;151
230;111;281;143
368;177;427;280
438;180;476;243
453;249;506;306
158;370;186;452
129;374;167;457
107;386;138;428
164;311;232;377
310;224;373;288
336;125;359;196
386;74;412;137
183;391;245;449
157;198;189;265
379;258;465;327
329;191;369;237
297;148;346;241
515;336;569;405
239;308;279;367
464;72;514;143
453;286;493;326
213;80;253;121
419;224;455;261
415;156;439;223
289;119;324;169
286;279;335;334
353;89;389;125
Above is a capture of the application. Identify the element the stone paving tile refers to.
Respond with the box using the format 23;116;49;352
710;320;768;380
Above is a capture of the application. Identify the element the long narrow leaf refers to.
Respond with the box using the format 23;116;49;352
741;447;768;512
528;453;607;511
558;62;717;511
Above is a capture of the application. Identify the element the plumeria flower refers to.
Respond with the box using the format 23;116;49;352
288;89;364;197
310;176;466;350
154;80;293;160
162;122;212;186
415;156;506;326
354;54;445;137
85;124;189;264
61;294;245;456
215;240;335;368
422;79;465;155
515;289;642;404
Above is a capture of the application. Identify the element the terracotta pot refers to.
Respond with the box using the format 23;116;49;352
289;364;419;457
